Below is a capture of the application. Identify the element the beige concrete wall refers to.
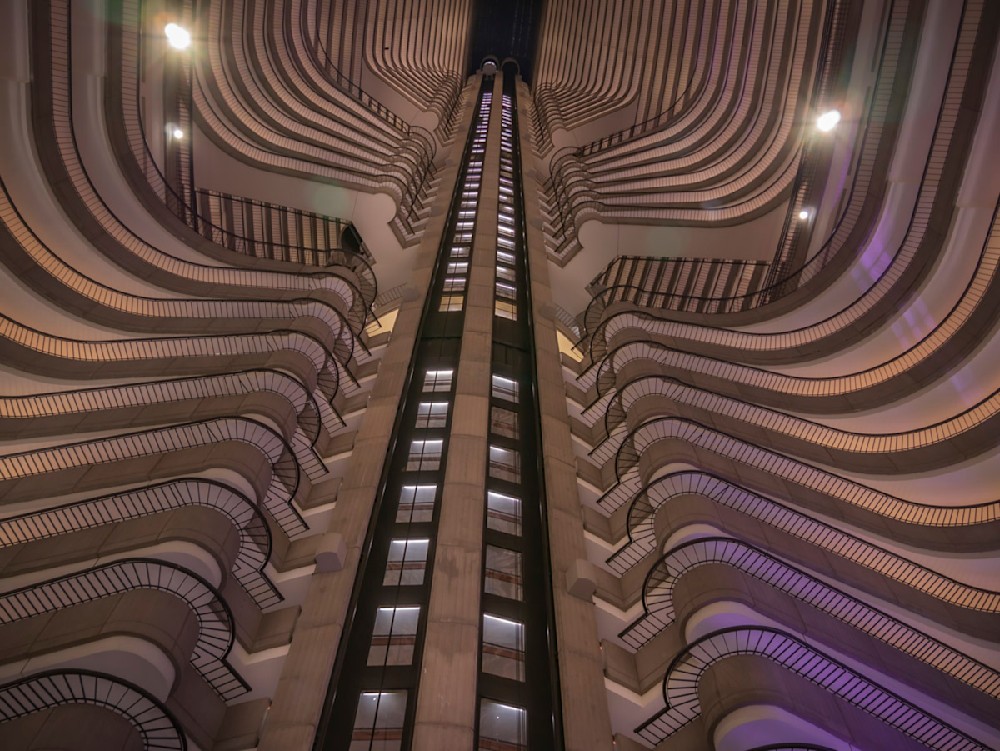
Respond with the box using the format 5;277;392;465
516;79;615;751
410;71;502;750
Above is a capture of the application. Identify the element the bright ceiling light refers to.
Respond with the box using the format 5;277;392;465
816;109;841;132
171;127;184;139
164;23;191;50
798;209;810;220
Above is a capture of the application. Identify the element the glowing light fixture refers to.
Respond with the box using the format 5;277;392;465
798;209;811;220
164;23;191;50
171;127;184;140
816;109;841;132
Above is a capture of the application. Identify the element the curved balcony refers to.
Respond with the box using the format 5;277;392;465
0;559;245;701
0;478;280;610
0;670;186;751
634;626;989;750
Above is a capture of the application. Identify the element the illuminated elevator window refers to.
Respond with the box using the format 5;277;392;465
495;282;516;300
352;691;406;750
415;402;449;429
490;407;518;439
486;492;521;536
422;369;453;393
384;539;429;585
491;375;519;403
481;614;525;681
484;545;522;600
488;445;520;483
439;295;464;313
494;300;517;321
478;700;527;751
397;485;436;524
406;440;442;471
368;607;420;666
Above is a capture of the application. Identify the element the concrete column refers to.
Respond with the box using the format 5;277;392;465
515;79;615;751
258;85;480;750
410;72;503;750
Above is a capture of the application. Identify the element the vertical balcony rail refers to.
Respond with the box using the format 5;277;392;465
0;478;281;610
0;670;186;751
0;417;311;538
617;537;1000;705
0;560;248;701
606;469;998;575
634;626;989;750
584;0;982;362
39;0;371;350
576;0;909;332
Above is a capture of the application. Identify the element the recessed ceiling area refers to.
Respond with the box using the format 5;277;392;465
465;0;545;82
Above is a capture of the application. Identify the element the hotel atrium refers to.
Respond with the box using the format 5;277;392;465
0;0;998;749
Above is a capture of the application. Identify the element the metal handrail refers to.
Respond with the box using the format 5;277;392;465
587;376;1000;474
619;537;1000;708
195;0;436;242
605;470;998;577
38;0;371;362
583;0;983;362
635;626;988;750
0;559;248;700
0;670;186;750
0;477;281;609
0;416;312;538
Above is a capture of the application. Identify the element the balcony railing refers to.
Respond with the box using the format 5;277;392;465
634;626;987;750
0;670;186;750
0;559;247;700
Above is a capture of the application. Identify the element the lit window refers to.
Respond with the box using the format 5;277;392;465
368;607;420;666
406;440;443;471
451;245;471;258
443;277;466;293
491;375;519;403
439;295;464;312
353;691;406;750
487;492;521;536
496;266;515;283
496;282;516;300
423;369;453;393
384;539;429;586
397;485;436;524
478;700;526;751
478;699;528;751
484;545;522;600
497;250;515;265
482;614;525;681
495;301;517;320
490;407;518;439
447;261;469;274
489;445;520;483
415;402;449;429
